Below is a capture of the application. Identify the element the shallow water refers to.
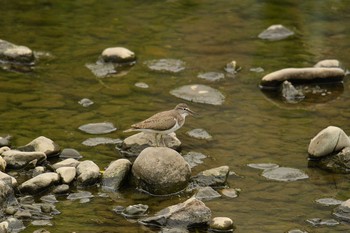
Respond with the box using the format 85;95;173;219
1;0;350;232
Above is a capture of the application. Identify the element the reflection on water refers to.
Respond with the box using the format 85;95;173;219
1;0;350;232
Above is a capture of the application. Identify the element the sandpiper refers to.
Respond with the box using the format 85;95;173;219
124;103;195;146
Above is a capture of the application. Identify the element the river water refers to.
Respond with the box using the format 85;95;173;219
1;0;350;232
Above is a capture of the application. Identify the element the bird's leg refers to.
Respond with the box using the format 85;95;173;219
161;134;167;147
154;133;160;147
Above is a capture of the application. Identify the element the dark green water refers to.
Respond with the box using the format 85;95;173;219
1;0;350;232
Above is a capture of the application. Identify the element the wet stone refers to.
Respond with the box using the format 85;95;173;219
209;217;234;232
183;151;207;168
59;148;83;159
306;218;339;227
52;184;70;194
194;186;221;200
52;158;79;169
258;24;294;41
287;229;308;233
33;228;51;233
170;84;225;105
281;80;305;103
101;47;136;63
67;191;94;201
192;166;230;187
220;188;239;198
197;72;225;81
224;60;241;76
315;198;343;206
262;167;309;182
247;163;279;170
40;195;58;203
135;82;149;89
78;122;117;134
250;67;264;73
82;137;122;147
78;98;94;107
333;199;350;222
122;204;148;218
186;128;212;140
112;205;125;214
6;217;25;233
86;62;117;78
144;58;185;73
31;220;53;226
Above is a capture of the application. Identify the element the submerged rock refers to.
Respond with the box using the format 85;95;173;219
59;148;83;159
144;58;185;73
209;217;235;232
82;137;122;147
78;122;117;134
192;166;229;187
122;204;148;218
122;132;181;156
281;80;305;103
183;151;207;168
186;129;212;140
258;24;294;41
306;218;339;227
67;191;94;201
18;173;60;194
197;72;225;82
170;84;225;105
247;163;279;170
139;197;211;228
262;167;309;182
308;126;350;158
78;98;94;107
102;159;131;191
101;47;136;64
316;198;343;206
0;39;35;64
260;67;345;89
132;147;191;195
85;62;117;78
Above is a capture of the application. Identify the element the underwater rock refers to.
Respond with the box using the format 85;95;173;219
0;39;35;64
186;128;212;140
122;204;148;218
144;58;185;73
183;151;207;168
258;24;294;41
315;198;343;206
78;122;117;134
281;80;305;103
197;72;225;82
85;62;117;78
132;147;191;195
67;191;94;201
247;163;279;170
78;98;94;107
308;126;350;158
18;172;60;194
306;218;339;227
260;67;345;89
194;186;221;201
134;82;149;89
101;47;136;63
220;188;239;198
192;166;229;187
262;167;309;182
139;197;211;228
82;137;122;147
209;217;235;232
17;136;61;157
76;160;100;186
102;159;131;191
170;84;225;105
122;132;181;156
0;146;47;169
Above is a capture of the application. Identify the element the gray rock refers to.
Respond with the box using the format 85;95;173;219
40;194;58;203
76;160;100;186
122;132;181;156
52;184;70;194
287;229;308;233
192;166;230;187
194;186;221;200
281;80;305;103
0;39;35;64
333;199;350;222
0;156;6;172
186;128;212;140
0;180;16;207
139;197;211;228
247;163;279;170
0;171;17;187
59;148;83;159
85;62;117;78
197;72;225;82
33;166;47;177
260;68;345;89
78;122;117;134
102;159;131;191
52;158;80;170
314;59;341;68
170;84;225;105
308;126;350;158
209;217;234;232
56;167;76;184
306;218;339;227
31;220;53;226
82;137;122;147
101;47;136;63
262;167;309;182
0;135;11;147
145;59;185;73
122;204;148;218
19;172;60;194
132;147;191;195
316;198;343;206
183;151;206;168
33;228;51;233
17;136;60;157
67;191;94;201
314;147;350;173
78;98;94;107
6;217;25;233
258;24;294;41
0;146;47;169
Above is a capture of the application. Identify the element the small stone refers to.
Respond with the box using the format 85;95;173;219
40;194;58;203
76;160;100;186
59;148;83;159
209;217;234;232
56;167;76;184
192;166;230;187
220;188;239;198
247;163;279;170
78;122;117;134
197;72;225;81
306;218;339;227
31;220;53;226
135;82;149;89
67;191;94;201
122;204;148;218
18;136;60;157
258;24;294;41
33;228;51;233
18;172;60;194
0;135;11;147
101;47;136;63
52;158;79;170
183;151;206;168
112;205;125;214
102;159;131;191
78;98;94;107
52;184;70;194
314;59;341;68
287;229;308;233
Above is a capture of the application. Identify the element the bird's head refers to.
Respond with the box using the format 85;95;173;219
175;103;195;117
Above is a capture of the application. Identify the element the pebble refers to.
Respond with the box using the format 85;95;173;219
209;217;234;232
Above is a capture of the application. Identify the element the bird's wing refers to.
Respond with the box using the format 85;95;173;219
131;111;177;131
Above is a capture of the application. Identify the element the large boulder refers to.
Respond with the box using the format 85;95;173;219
18;172;60;194
132;147;191;195
76;160;100;186
102;159;131;191
17;136;61;157
308;126;350;158
139;197;211;228
0;146;47;169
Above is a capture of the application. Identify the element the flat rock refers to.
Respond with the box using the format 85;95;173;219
316;198;343;206
82;137;122;147
78;98;94;107
132;147;191;195
59;148;83;159
144;58;185;73
122;204;148;218
247;163;279;170
102;159;131;191
78;122;117;134
258;24;294;41
170;84;225;105
260;67;345;89
19;172;60;194
333;199;350;222
197;72;225;81
308;126;350;158
76;160;100;186
86;62;117;78
262;167;309;182
192;166;230;187
139;197;211;228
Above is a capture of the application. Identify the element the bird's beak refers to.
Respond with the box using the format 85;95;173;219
187;108;197;117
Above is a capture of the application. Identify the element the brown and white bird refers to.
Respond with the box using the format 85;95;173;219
124;103;195;146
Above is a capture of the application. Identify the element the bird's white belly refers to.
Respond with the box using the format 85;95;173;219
137;118;182;135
